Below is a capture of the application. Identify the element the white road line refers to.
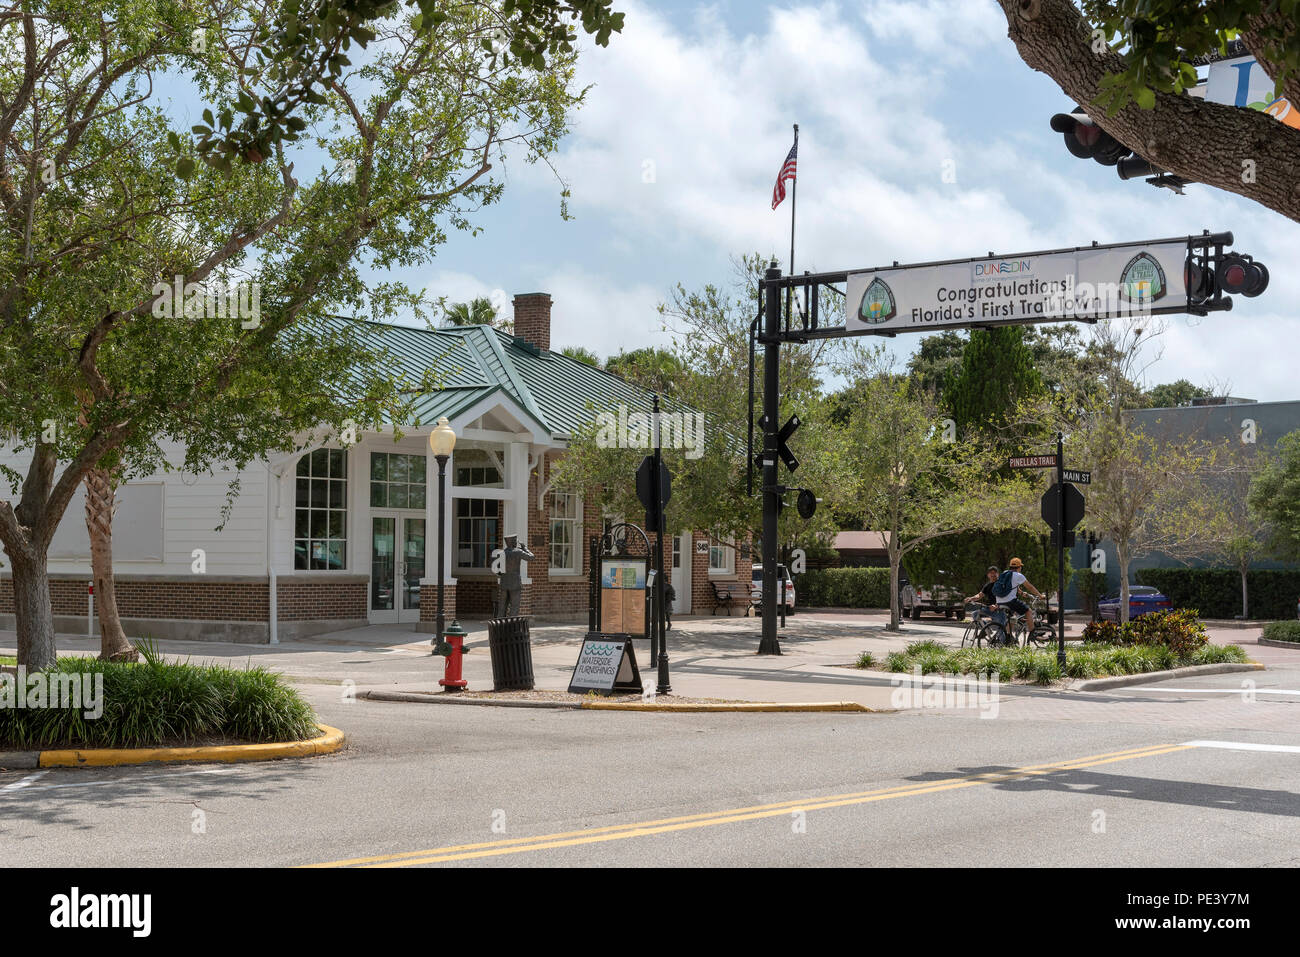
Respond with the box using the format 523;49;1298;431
0;767;228;796
0;771;49;792
1144;688;1300;695
1185;740;1300;753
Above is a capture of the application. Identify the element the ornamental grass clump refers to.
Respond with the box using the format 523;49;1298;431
0;642;319;750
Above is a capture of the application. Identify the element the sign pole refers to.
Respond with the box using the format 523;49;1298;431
759;263;782;655
652;396;671;694
1056;432;1067;669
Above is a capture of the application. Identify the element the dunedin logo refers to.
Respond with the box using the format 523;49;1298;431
1118;252;1167;304
858;277;897;324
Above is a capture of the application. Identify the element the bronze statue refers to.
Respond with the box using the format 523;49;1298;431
495;534;535;617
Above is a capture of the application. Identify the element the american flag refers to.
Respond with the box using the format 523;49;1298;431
771;136;798;210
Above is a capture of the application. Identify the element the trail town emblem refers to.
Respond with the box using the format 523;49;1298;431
858;277;897;324
1118;252;1167;304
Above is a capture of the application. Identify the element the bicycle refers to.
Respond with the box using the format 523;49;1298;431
1005;596;1054;648
960;603;998;648
981;605;1021;648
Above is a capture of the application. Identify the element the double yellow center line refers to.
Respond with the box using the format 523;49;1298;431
309;742;1191;868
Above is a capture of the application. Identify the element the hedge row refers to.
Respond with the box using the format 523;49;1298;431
796;567;891;608
1262;621;1300;643
1134;568;1300;620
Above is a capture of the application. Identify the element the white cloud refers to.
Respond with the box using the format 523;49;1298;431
540;269;669;360
480;0;1300;397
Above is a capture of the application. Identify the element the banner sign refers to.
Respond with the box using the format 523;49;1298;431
1205;56;1299;129
846;240;1190;333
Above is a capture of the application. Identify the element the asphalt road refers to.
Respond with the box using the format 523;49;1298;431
2;666;1298;868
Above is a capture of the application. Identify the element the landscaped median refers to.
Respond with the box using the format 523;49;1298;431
0;643;342;769
853;609;1258;687
1260;620;1300;648
858;639;1253;685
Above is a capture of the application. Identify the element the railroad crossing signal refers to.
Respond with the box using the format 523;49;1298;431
759;413;801;473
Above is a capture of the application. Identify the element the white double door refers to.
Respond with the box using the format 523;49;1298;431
369;512;426;624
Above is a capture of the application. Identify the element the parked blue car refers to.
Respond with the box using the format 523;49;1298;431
1097;585;1172;622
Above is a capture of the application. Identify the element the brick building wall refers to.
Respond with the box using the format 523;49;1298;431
1;574;367;626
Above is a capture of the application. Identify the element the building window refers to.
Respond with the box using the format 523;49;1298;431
549;492;581;574
370;452;427;509
453;447;503;488
709;535;734;576
295;449;348;570
672;534;681;570
456;498;500;569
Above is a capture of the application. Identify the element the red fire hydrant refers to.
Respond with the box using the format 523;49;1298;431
437;620;468;691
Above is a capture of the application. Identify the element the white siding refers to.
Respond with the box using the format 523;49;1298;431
0;441;270;577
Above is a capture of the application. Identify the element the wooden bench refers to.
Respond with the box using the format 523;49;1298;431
711;581;735;616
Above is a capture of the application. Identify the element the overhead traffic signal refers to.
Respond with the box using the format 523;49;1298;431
1049;108;1192;193
1217;253;1268;297
1050;109;1129;165
1184;245;1269;307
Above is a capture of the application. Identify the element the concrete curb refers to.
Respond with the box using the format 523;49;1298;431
1;725;344;770
1069;662;1265;692
1257;638;1300;650
365;689;580;709
581;700;876;713
362;689;876;713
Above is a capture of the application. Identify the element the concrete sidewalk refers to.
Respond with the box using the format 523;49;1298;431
1;611;1282;712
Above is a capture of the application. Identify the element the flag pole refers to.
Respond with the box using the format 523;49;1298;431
787;123;798;330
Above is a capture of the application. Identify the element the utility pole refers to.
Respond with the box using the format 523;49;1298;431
1057;432;1067;669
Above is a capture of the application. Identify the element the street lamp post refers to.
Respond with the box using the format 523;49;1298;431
429;417;457;654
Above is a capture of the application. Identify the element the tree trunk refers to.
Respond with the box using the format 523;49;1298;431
1240;563;1249;621
888;548;901;631
1117;545;1131;626
10;553;56;671
84;466;136;661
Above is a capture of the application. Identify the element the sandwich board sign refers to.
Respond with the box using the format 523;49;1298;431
568;635;643;695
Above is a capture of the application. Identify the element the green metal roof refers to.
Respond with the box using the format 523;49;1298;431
322;316;672;438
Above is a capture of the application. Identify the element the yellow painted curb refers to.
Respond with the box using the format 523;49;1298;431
580;701;876;713
38;724;344;768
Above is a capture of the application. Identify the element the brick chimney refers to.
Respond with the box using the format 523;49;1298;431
512;292;552;352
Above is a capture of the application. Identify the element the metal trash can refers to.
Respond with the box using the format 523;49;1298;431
487;616;535;691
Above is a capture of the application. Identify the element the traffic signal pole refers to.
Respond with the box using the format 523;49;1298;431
1056;432;1067;669
759;262;782;655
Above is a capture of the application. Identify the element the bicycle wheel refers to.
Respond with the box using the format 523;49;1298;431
961;620;982;648
1025;624;1053;647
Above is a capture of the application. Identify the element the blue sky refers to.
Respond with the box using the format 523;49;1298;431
402;0;1300;400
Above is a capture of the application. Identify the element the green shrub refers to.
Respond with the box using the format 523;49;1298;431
1136;568;1300;620
1262;620;1300;643
1191;644;1249;665
1081;620;1123;644
904;639;946;656
0;648;320;750
1081;609;1208;655
855;651;877;669
1124;608;1208;656
796;567;891;608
